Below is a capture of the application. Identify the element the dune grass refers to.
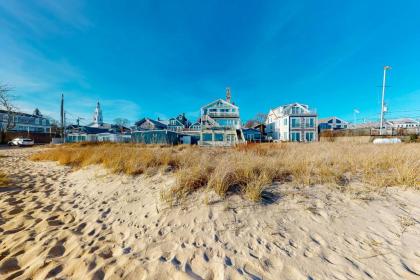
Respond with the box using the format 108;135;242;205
30;142;420;202
0;171;10;187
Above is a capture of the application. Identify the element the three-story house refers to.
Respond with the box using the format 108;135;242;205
266;103;318;142
199;88;244;146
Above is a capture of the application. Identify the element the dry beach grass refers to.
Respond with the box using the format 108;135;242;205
1;145;420;279
0;171;9;187
31;142;420;203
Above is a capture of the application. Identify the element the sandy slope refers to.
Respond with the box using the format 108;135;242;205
0;147;419;280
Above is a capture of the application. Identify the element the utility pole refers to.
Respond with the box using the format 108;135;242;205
60;93;64;138
380;66;391;135
63;111;67;143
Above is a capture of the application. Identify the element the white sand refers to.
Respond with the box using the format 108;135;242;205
0;147;419;280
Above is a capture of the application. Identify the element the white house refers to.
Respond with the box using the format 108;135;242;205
386;118;419;129
266;103;318;142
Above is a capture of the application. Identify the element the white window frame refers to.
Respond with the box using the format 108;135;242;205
291;132;301;142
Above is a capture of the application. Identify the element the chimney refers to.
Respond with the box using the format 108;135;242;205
226;87;231;103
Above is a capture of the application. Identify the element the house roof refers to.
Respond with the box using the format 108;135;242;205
0;109;46;119
272;102;309;112
201;98;238;110
386;118;419;125
66;125;111;134
135;118;168;129
268;103;313;118
318;116;349;124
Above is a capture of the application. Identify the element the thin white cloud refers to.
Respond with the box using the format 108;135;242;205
0;0;91;35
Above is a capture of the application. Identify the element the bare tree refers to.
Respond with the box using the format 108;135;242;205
254;113;267;124
114;118;130;133
0;84;18;132
244;113;267;128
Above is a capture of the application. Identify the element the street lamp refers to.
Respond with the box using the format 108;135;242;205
380;66;391;135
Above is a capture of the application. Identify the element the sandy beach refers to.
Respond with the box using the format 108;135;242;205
1;147;420;280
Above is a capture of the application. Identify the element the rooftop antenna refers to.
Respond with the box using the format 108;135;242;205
226;87;231;103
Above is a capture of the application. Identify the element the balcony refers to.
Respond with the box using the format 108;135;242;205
206;112;239;118
288;108;317;116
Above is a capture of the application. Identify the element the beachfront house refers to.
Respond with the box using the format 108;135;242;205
134;118;167;131
167;113;190;132
199;88;245;146
318;116;349;132
242;128;262;142
0;108;51;133
266;103;318;142
386;118;419;129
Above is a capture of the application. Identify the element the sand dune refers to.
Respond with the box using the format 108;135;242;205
0;147;419;279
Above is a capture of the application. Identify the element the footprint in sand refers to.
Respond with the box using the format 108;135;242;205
48;243;66;258
46;265;63;278
0;258;20;274
92;268;105;280
401;257;420;276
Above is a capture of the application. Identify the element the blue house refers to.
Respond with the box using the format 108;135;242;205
242;128;262;142
168;113;190;132
318;117;349;131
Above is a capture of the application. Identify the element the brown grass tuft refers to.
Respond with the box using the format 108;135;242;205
0;171;10;187
31;142;420;202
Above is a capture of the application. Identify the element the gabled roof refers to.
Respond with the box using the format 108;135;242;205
135;118;167;129
168;118;184;126
386;118;419;125
190;122;201;127
201;98;238;110
0;109;47;119
318;116;349;124
66;125;111;134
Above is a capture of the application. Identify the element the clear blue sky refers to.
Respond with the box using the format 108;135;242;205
1;0;419;125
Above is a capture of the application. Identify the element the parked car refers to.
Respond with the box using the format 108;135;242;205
8;138;35;147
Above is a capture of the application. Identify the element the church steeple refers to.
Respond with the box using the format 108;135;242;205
93;101;103;126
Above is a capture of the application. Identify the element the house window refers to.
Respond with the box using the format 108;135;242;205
291;118;300;128
305;118;314;128
284;118;288;126
291;132;300;142
305;132;314;142
226;134;236;142
202;133;212;141
214;134;224;141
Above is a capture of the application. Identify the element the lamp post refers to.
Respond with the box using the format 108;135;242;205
380;66;391;135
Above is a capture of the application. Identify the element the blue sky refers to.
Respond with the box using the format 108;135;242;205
1;0;419;125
